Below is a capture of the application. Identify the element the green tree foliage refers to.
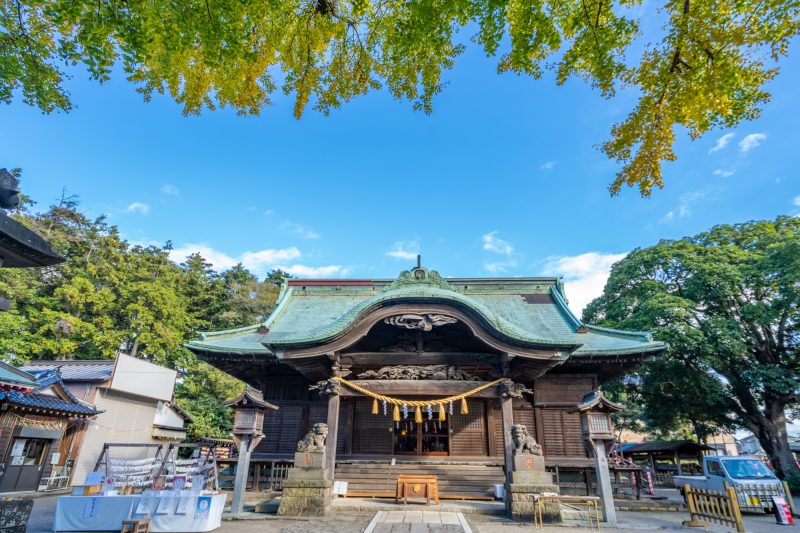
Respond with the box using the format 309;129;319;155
0;176;287;437
3;1;798;195
584;216;800;481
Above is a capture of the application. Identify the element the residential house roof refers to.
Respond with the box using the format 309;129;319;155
22;360;115;382
0;361;38;390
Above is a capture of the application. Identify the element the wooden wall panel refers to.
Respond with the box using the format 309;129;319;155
488;401;503;457
513;409;536;434
337;401;353;455
534;376;594;405
540;408;587;458
450;399;487;456
353;399;392;454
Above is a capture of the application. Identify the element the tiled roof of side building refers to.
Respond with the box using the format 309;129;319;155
22;359;115;382
0;390;99;415
186;271;666;358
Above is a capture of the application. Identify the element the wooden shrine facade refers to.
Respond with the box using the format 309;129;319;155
188;266;665;498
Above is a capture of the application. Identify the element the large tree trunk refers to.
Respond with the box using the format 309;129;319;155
752;403;800;481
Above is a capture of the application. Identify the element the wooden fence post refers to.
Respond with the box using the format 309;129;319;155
725;483;745;533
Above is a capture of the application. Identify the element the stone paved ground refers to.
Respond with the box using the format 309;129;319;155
366;510;469;532
27;494;800;533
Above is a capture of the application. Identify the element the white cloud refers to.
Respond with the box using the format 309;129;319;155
483;260;517;274
482;231;513;255
709;133;735;153
543;252;628;315
793;195;800;207
713;169;735;177
660;190;708;223
280;221;321;240
125;202;150;215
739;133;767;153
386;241;420;260
241;248;303;272
161;184;179;195
540;161;557;171
169;244;302;277
277;264;347;278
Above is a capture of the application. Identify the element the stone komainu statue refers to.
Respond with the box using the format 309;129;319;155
511;424;543;456
297;423;328;452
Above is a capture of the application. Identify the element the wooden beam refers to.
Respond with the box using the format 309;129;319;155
500;394;514;483
338;352;502;366
336;380;502;398
325;393;340;479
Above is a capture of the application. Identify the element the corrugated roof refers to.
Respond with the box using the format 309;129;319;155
23;360;115;382
187;269;665;358
624;440;713;453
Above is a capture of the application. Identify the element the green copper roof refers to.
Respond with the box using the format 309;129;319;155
185;324;271;355
187;268;665;358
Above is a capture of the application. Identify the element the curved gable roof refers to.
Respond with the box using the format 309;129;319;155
187;268;665;359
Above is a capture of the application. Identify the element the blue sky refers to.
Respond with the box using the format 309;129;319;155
2;42;799;316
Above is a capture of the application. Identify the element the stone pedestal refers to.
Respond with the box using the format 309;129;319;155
277;451;332;517
505;454;562;523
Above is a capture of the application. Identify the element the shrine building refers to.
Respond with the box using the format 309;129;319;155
187;265;665;499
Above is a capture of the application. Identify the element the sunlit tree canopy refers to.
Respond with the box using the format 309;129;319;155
2;0;798;194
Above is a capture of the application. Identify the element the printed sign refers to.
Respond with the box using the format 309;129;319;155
10;439;26;457
155;495;173;515
135;491;155;515
332;481;348;495
173;475;187;492
103;476;116;494
772;496;794;525
83;471;104;486
175;494;192;515
191;475;205;494
194;496;212;519
83;497;100;519
10;456;24;466
50;452;61;465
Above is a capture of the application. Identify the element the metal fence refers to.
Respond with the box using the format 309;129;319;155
548;467;641;499
217;460;293;491
726;481;795;514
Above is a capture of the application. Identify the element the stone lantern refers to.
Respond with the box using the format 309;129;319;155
571;390;623;523
225;388;278;515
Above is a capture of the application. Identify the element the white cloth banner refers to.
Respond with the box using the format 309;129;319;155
53;493;227;532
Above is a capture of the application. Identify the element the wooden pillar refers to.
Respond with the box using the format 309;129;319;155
325;393;340;480
500;394;514;483
593;440;617;523
231;434;252;515
674;450;683;476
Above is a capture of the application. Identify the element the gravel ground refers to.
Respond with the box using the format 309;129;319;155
28;494;800;533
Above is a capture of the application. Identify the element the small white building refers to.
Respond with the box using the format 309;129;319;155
23;353;192;485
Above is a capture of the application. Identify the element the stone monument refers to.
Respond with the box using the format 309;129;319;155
277;423;333;517
505;424;562;523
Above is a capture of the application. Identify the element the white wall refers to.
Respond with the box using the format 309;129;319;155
110;353;176;402
154;402;186;429
72;388;163;485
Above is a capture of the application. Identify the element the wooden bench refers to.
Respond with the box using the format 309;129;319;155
121;519;150;533
534;495;600;530
395;475;440;505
